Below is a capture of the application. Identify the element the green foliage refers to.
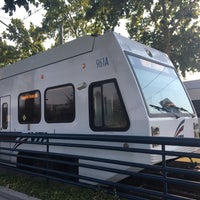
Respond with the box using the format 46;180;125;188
0;39;19;67
0;18;46;67
1;0;200;76
40;0;92;44
2;0;39;16
0;170;121;200
126;0;200;76
85;0;131;33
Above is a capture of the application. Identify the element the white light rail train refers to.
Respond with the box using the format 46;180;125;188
0;31;198;182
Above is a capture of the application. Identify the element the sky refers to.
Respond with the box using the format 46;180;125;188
0;2;44;31
0;2;199;81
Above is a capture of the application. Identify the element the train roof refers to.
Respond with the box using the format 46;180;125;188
184;79;200;89
0;31;173;80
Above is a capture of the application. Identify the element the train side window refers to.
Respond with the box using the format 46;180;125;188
18;90;41;124
45;84;75;123
89;79;130;131
2;103;8;129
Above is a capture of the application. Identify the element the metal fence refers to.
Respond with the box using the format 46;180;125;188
0;132;200;200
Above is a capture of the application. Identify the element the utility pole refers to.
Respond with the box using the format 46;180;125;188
59;23;63;44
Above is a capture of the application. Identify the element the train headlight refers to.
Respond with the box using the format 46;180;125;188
151;126;160;136
193;123;200;138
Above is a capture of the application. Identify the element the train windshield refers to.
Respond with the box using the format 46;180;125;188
127;54;194;117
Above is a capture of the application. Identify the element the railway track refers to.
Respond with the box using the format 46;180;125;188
119;158;200;200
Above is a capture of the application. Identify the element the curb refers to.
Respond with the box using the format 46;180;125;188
0;186;41;200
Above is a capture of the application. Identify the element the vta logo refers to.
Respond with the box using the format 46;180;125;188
174;119;185;138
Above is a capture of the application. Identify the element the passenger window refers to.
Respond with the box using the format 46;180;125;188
89;79;130;131
18;90;41;124
45;84;75;123
2;103;8;129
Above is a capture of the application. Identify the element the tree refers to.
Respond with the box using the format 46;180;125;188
40;0;140;44
0;38;19;67
2;0;39;16
2;0;135;43
126;0;200;76
1;18;46;67
1;0;200;76
40;0;93;45
85;0;132;33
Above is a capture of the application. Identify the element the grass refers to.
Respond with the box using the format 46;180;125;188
0;169;121;200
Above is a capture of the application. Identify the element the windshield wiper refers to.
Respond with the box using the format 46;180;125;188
158;98;195;118
150;104;180;118
169;106;195;118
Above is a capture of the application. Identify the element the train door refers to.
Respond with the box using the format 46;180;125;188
0;96;11;131
0;96;11;161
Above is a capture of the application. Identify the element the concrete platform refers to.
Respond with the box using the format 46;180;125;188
0;186;40;200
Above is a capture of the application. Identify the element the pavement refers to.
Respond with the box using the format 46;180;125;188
0;186;40;200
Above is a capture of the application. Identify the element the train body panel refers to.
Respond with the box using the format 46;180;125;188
184;79;200;126
0;32;198;182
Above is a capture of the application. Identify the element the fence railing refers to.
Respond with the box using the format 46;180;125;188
0;132;200;200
